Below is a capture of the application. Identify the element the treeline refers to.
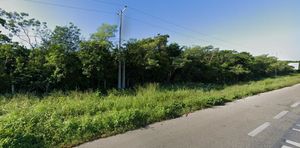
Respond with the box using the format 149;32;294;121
0;9;295;93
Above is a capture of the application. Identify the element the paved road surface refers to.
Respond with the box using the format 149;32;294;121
78;84;300;148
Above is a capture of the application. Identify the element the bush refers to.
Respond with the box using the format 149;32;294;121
1;74;300;147
164;101;185;118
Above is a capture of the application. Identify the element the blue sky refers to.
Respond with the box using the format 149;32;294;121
1;0;299;60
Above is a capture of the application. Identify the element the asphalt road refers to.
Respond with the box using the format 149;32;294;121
78;84;300;148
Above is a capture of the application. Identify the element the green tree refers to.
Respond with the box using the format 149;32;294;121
78;23;117;89
26;48;49;92
125;34;174;84
49;23;80;52
79;41;113;89
0;17;11;44
0;43;29;93
0;8;296;93
179;46;216;82
0;8;49;48
45;23;82;90
91;23;117;43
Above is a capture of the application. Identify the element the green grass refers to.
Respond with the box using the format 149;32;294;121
1;74;300;147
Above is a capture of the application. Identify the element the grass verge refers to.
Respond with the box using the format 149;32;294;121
1;74;300;147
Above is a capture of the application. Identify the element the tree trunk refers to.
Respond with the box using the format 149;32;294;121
11;84;15;94
103;80;107;89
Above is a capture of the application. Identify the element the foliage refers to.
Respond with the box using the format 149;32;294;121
0;8;50;48
0;9;296;93
78;40;114;89
1;74;300;147
90;23;117;45
0;8;298;148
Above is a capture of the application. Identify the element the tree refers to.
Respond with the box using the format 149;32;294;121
26;48;49;92
78;24;117;89
49;23;80;52
164;43;183;82
0;43;29;93
45;23;82;90
178;46;216;82
0;8;50;48
0;8;296;93
125;34;174;85
0;17;11;44
91;23;117;44
79;41;113;89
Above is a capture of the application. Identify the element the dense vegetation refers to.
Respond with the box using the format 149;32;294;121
0;9;295;93
1;74;300;147
0;8;299;147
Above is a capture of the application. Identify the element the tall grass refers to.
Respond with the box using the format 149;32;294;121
1;74;300;147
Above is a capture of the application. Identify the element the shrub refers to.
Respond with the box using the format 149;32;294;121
1;74;300;147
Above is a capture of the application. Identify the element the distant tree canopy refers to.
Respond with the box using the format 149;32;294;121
0;9;295;93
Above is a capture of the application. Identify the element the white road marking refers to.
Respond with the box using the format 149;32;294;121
273;111;289;119
282;145;293;148
248;122;271;137
286;140;300;147
292;128;300;132
291;102;300;108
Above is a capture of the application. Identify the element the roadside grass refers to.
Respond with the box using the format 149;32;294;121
1;74;300;147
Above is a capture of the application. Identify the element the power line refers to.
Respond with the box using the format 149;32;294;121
89;0;250;50
125;16;241;49
22;0;215;46
125;16;214;45
21;0;244;49
23;0;115;15
128;6;248;49
88;0;227;46
89;0;123;7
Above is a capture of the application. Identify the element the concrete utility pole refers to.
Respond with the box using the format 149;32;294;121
117;6;127;89
275;51;278;77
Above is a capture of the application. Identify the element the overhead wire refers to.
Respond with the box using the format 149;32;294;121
125;16;214;45
24;0;115;15
22;0;213;45
22;0;246;49
89;0;250;50
88;0;215;45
